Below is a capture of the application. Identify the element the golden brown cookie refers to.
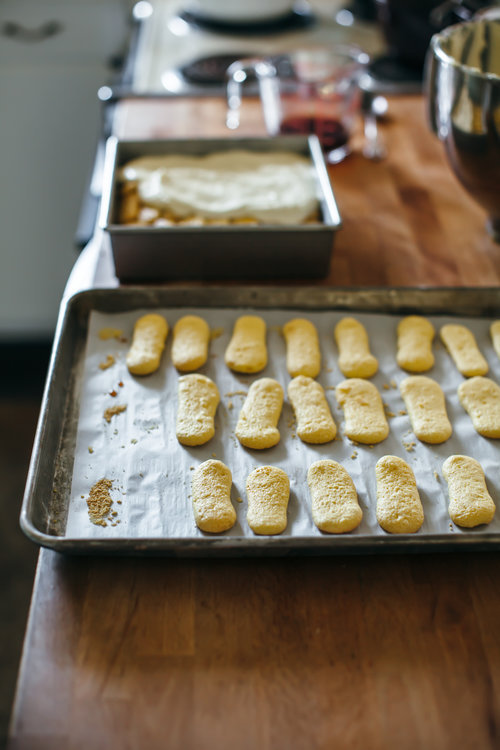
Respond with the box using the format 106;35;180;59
400;375;452;444
288;375;336;444
191;460;236;533
307;460;362;533
246;465;290;535
335;378;389;444
283;318;321;378
176;373;220;446
490;321;500;360
235;377;284;449
126;313;168;375
458;376;500;438
334;317;378;378
375;455;424;534
442;455;495;528
172;315;210;371
440;323;488;377
396;315;435;372
225;315;267;373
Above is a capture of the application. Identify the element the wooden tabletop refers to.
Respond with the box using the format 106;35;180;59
110;95;499;286
9;95;500;750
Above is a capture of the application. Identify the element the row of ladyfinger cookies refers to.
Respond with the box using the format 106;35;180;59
192;454;495;536
175;372;500;449
124;312;500;379
121;314;500;445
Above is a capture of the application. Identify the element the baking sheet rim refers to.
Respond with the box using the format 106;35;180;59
20;284;500;556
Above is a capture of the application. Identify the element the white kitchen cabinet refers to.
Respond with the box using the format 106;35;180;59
0;0;131;338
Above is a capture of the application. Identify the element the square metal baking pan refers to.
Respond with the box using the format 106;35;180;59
99;135;341;282
20;286;500;556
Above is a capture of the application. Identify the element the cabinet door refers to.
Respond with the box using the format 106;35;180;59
0;0;129;64
0;1;129;337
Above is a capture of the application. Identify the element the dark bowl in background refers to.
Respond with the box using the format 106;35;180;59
374;0;492;70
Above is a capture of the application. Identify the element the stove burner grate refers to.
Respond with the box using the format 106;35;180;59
179;6;315;36
180;53;258;85
180;53;296;87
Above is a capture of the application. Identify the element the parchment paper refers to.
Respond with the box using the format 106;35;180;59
66;307;500;542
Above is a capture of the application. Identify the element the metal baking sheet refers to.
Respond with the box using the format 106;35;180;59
20;286;500;555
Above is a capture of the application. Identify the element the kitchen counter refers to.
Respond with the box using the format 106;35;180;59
8;94;500;750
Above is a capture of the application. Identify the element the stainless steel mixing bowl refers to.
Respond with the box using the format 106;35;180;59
426;17;500;241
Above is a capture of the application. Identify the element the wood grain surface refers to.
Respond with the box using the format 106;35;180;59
10;550;500;750
9;95;500;750
112;95;500;286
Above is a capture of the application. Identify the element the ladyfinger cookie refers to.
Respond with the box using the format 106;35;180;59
335;378;389;444
118;183;140;223
396;315;435;372
307;460;362;533
172;315;210;372
375;455;424;534
126;313;168;375
191;460;236;533
334;317;378;378
288;375;336;444
283;318;321;378
442;455;495;528
399;375;452;444
225;315;267;373
176;373;220;446
490;321;500;360
440;323;488;377
246;465;290;535
235;377;283;449
458;376;500;438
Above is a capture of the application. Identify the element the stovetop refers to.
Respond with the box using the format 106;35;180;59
129;0;390;96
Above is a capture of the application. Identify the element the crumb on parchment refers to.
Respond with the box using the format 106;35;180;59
86;478;115;527
210;327;224;341
403;440;416;452
98;354;115;370
104;404;127;423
